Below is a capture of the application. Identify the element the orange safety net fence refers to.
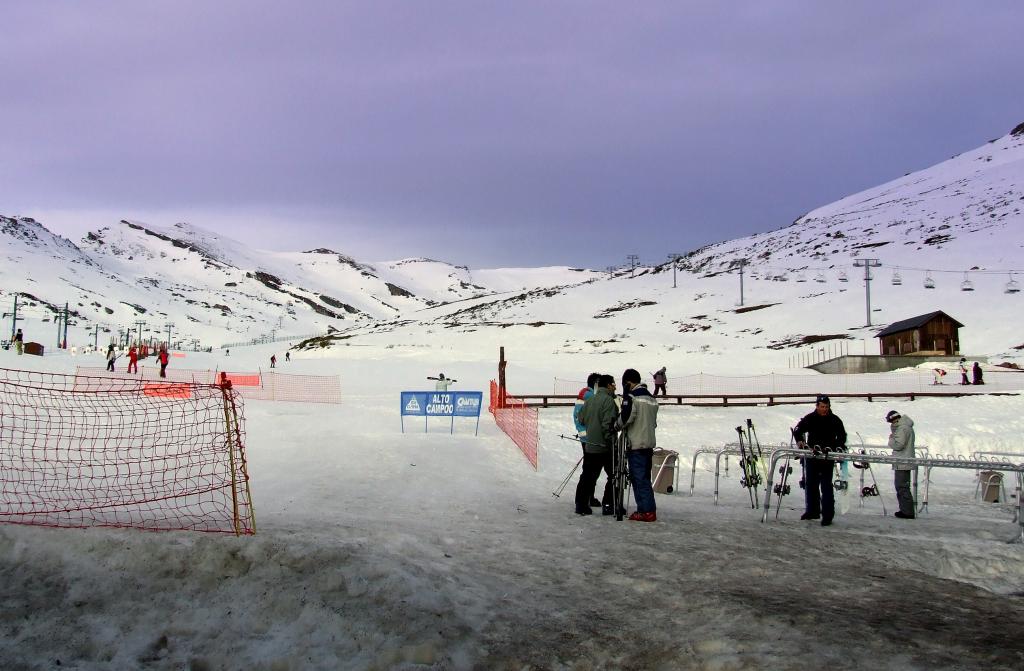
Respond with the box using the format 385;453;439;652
0;367;255;535
490;380;538;469
76;366;342;404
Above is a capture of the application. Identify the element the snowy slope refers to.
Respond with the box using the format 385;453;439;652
678;121;1024;275
2;344;1024;669
0;217;602;349
305;122;1024;375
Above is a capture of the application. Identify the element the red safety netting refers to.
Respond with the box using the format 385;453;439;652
236;372;343;404
490;380;538;469
76;365;220;386
0;367;255;535
76;366;342;404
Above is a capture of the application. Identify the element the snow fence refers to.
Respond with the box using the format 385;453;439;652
490;380;538;469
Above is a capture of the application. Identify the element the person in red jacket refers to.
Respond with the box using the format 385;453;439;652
159;347;170;378
127;345;138;374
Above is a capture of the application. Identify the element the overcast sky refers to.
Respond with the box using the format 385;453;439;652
2;2;1022;268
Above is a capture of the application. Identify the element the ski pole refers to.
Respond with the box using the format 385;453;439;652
558;433;609;450
612;432;629;521
552;455;584;498
747;418;764;460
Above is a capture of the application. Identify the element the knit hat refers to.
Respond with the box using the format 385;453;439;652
815;394;830;405
622;368;641;388
885;410;901;423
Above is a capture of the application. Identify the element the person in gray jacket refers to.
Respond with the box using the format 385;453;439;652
619;368;658;522
574;374;619;516
886;410;916;519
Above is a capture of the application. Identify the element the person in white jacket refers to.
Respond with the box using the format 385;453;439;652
619;368;659;522
886;410;916;519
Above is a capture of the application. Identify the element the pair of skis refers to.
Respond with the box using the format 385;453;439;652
772;430;798;519
735;419;765;509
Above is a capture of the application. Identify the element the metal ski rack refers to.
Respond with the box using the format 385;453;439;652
690;445;729;496
970;452;1023;503
760;449;1024;543
686;442;790;503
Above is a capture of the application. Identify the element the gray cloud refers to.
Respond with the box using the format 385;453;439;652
2;1;1021;267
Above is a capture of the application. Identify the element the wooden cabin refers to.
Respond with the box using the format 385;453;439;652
875;311;963;356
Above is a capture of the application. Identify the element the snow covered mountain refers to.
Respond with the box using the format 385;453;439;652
3;121;1022;370
307;121;1024;373
0;217;600;348
676;121;1024;276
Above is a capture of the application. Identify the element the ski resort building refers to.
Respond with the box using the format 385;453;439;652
875;311;963;356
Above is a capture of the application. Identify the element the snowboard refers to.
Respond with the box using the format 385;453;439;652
837;460;851;515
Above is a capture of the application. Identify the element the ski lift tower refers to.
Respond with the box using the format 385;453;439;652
732;258;748;306
626;254;639;277
667;253;682;288
852;258;882;326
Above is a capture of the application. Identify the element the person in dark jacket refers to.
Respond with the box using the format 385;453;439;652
619;369;658;522
972;362;984;385
158;348;170;378
574;374;618;516
14;328;24;355
793;394;847;526
651;367;667;397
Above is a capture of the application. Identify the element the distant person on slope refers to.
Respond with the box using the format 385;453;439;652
885;410;916;519
651;367;667;397
127;345;138;374
793;394;847;527
106;344;117;372
618;368;658;522
931;368;947;385
270;354;276;369
972;362;984;385
285;351;290;363
158;347;169;378
575;374;618;516
14;328;24;355
429;373;456;391
959;358;970;385
573;372;603;508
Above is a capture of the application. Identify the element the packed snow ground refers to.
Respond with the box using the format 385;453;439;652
2;343;1024;670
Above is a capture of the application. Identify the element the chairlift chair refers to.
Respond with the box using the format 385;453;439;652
891;269;902;286
838;270;848;283
815;270;826;283
924;272;935;289
796;271;807;283
960;272;974;292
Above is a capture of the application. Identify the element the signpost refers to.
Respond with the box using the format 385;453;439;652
401;391;483;435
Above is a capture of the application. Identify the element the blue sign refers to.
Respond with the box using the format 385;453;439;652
401;391;483;434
